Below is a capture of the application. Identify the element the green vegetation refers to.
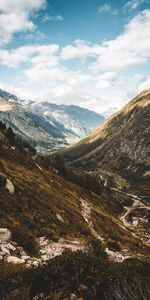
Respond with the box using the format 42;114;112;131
49;154;103;195
0;240;149;300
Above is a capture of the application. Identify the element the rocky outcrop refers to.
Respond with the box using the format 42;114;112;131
0;228;84;267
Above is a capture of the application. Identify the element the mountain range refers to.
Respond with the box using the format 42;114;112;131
0;89;149;299
0;88;104;154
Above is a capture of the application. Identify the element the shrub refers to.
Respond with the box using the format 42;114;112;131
0;172;6;188
107;240;121;252
12;225;39;256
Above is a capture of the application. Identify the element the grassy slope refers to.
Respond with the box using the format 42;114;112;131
60;91;150;168
0;143;150;257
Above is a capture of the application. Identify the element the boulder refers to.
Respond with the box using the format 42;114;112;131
6;179;15;194
70;294;77;300
6;243;16;251
56;213;64;223
0;245;10;254
0;228;11;242
0;251;7;256
7;256;25;264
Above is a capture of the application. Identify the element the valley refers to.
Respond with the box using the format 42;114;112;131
0;89;104;154
0;89;149;299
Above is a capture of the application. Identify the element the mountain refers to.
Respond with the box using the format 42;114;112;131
0;88;21;104
0;119;149;299
0;88;104;154
31;101;104;142
61;90;150;191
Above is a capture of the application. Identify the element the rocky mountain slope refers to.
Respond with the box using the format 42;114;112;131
0;120;149;299
61;90;150;190
0;120;149;259
0;89;104;154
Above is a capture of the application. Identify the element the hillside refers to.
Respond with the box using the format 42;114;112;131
0;89;104;154
61;90;150;190
0;120;150;299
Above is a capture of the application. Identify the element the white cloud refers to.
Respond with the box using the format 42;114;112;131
24;64;92;87
91;10;150;71
98;3;118;15
138;77;150;92
98;4;112;13
124;0;147;12
24;66;66;83
0;0;46;44
61;39;103;60
0;9;150;113
42;14;64;22
0;44;59;68
96;72;117;88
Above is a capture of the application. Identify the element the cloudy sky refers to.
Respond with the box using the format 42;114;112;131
0;0;150;113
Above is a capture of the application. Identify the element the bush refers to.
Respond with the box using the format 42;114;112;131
12;225;39;256
0;173;6;188
107;240;121;252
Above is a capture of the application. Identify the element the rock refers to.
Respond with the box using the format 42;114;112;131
7;256;25;264
21;255;31;260
6;243;16;251
26;264;32;268
70;294;77;300
5;179;15;194
40;249;46;254
133;220;138;227
32;293;44;300
41;255;49;262
56;213;64;223
0;228;11;242
0;245;10;254
0;251;7;256
32;261;39;267
78;284;88;291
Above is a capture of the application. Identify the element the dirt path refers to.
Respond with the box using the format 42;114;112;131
111;188;150;246
79;198;105;242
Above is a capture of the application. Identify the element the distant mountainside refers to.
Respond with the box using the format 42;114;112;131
61;90;150;189
0;88;104;154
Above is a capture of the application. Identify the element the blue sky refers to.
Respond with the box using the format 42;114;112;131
0;0;150;113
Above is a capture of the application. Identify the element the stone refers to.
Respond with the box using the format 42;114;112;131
21;255;31;260
56;213;64;223
0;245;10;254
7;256;25;264
0;251;7;256
32;261;39;267
41;255;49;262
70;294;77;300
78;284;88;291
133;220;138;227
0;228;11;242
40;249;46;254
6;179;15;194
6;243;16;251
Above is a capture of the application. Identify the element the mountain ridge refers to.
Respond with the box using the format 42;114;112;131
60;90;150;191
0;88;104;154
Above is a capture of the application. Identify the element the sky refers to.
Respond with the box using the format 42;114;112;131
0;0;150;114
